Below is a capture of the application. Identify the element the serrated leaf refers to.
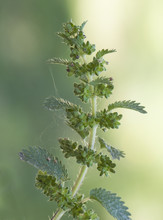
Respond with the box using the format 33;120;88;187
96;49;116;59
108;100;147;114
98;137;125;160
80;20;87;30
90;188;131;220
47;57;69;65
89;77;112;86
57;32;69;41
43;97;77;111
19;146;68;181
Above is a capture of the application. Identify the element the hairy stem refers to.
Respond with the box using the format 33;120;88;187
51;209;66;220
52;100;97;219
72;122;98;196
71;72;98;196
72;165;88;196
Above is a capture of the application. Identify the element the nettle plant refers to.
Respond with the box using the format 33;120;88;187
19;21;147;220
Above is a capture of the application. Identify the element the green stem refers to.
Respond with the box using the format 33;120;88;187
51;208;66;220
72;165;88;196
71;77;98;195
52;57;98;220
72;122;98;196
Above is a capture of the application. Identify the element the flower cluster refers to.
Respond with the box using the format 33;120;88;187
66;104;123;138
74;82;92;103
58;21;95;60
66;62;87;80
96;110;123;131
59;138;116;176
65;106;90;139
74;77;114;103
92;77;114;98
36;171;99;219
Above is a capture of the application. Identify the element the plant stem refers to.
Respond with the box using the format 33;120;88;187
52;57;98;220
71;74;98;196
71;123;98;196
51;209;66;220
72;165;88;196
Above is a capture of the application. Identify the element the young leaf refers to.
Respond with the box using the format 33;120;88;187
108;100;147;114
90;188;131;220
43;96;77;111
47;57;69;65
96;49;116;59
98;137;125;160
89;77;113;86
80;20;87;31
19;146;68;182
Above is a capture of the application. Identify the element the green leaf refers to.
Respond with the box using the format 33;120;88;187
108;100;147;114
47;57;69;65
43;97;77;111
98;137;125;160
89;77;112;86
90;188;131;220
19;146;68;181
96;49;116;59
80;20;87;31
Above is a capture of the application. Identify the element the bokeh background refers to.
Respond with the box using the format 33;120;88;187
0;0;163;219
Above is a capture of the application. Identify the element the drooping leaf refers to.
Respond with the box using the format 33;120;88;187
98;137;125;160
19;146;68;181
43;97;77;111
108;100;147;114
96;49;116;59
47;57;69;65
90;188;131;220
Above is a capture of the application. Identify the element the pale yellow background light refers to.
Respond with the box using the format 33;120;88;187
70;0;163;219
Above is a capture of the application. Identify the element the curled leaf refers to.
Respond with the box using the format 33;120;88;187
108;100;147;114
96;49;116;59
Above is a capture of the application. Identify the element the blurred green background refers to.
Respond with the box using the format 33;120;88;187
0;0;163;219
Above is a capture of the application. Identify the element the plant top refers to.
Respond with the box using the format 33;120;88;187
20;20;147;220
